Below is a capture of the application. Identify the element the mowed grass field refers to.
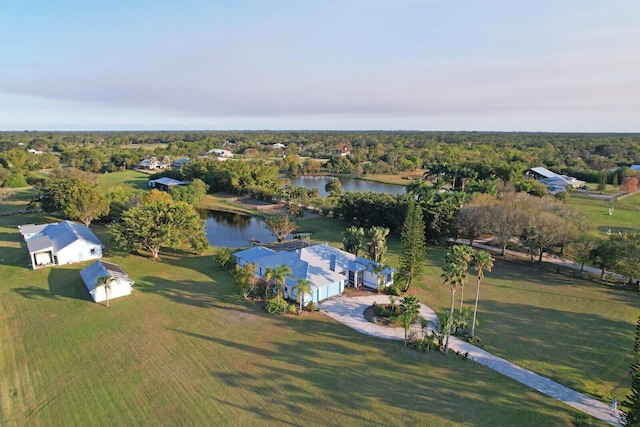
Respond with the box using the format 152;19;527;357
97;169;150;192
0;214;607;426
567;192;640;234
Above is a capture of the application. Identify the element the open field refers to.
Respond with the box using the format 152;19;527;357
97;169;150;192
416;248;639;404
0;188;35;213
567;194;640;234
121;143;168;150
0;213;609;426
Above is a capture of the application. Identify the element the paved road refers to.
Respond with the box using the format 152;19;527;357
320;295;622;426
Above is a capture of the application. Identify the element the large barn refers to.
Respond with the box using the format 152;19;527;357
19;221;103;269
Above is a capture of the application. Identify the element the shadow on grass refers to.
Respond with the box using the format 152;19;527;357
479;298;634;395
173;325;576;426
48;266;93;301
135;275;247;312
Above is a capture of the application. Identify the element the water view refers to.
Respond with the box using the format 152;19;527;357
201;209;287;248
288;176;405;197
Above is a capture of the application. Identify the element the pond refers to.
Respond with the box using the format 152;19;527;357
201;209;290;248
288;176;405;197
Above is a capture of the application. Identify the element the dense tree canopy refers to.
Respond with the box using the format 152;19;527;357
110;198;208;259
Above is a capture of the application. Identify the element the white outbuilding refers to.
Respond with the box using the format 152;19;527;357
79;260;134;303
19;221;103;269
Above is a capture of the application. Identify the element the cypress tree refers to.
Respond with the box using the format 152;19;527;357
622;316;640;426
397;200;426;292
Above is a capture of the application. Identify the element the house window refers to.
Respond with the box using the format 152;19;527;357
90;248;96;255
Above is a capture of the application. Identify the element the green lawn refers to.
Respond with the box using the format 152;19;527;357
567;194;640;234
0;213;609;426
97;169;150;192
415;248;639;404
0;188;35;213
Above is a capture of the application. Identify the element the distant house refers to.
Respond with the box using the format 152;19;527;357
234;243;394;304
79;260;134;303
524;167;585;192
19;221;103;269
172;158;191;168
137;158;166;170
27;148;43;154
334;142;351;156
207;148;233;158
272;143;286;149
148;177;188;191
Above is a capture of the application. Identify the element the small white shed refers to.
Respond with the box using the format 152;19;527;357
79;261;134;303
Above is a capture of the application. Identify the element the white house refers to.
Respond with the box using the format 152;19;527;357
79;260;134;303
207;148;233;158
19;221;103;269
234;243;394;304
137;158;166;170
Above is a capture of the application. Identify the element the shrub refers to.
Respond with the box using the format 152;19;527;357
214;247;235;270
4;173;28;188
264;297;292;314
387;283;402;296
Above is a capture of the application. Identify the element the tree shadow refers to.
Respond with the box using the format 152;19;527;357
47;266;93;301
172;324;579;426
0;233;34;268
478;298;634;396
135;275;248;313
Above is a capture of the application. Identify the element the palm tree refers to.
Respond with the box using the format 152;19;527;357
94;275;114;307
264;264;293;300
445;245;474;316
442;248;469;354
398;296;421;346
292;278;313;314
470;250;494;338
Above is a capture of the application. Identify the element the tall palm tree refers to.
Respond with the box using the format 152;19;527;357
94;275;114;307
292;278;313;314
264;264;293;299
442;248;468;354
445;245;474;316
399;296;421;346
470;250;494;338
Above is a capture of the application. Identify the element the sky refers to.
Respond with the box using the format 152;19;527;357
0;1;639;132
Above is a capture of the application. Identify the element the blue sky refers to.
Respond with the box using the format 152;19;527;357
1;1;639;131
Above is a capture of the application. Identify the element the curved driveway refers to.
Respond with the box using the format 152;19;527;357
320;295;622;427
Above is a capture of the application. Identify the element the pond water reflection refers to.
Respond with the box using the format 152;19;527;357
288;176;405;197
201;209;285;248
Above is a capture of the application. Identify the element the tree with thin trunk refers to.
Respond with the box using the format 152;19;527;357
454;245;475;316
292;278;313;314
488;192;533;258
398;295;421;346
94;275;114;307
622;316;640;426
397;200;426;292
470;250;494;338
264;264;293;299
573;232;601;273
110;199;208;260
441;246;471;354
264;215;297;243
